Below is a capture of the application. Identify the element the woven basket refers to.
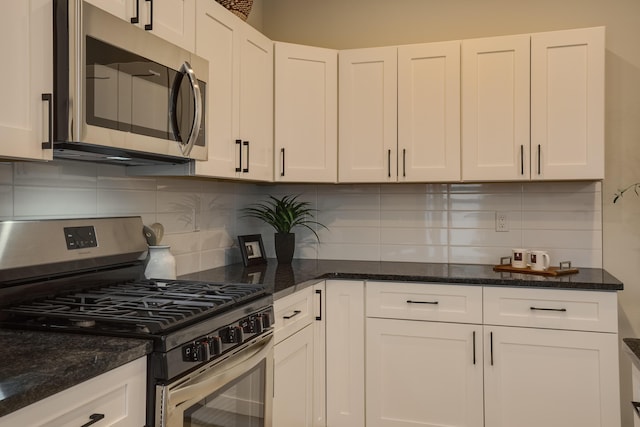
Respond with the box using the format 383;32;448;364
215;0;254;21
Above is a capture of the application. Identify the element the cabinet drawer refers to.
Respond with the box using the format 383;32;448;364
0;357;146;427
274;286;315;343
483;287;618;332
366;281;483;324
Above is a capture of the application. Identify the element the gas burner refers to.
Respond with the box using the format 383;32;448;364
72;319;96;328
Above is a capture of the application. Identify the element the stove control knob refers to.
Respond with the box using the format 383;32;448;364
220;326;244;344
259;312;271;329
252;315;264;334
208;336;222;357
182;341;207;362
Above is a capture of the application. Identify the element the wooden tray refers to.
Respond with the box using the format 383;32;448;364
493;264;579;277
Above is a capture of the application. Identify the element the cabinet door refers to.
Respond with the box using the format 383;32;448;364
0;0;53;161
531;27;604;180
326;280;365;427
484;326;620;427
150;0;196;52
398;41;461;182
0;357;146;427
462;35;530;181
313;282;327;427
275;42;338;183
366;318;484;427
339;47;397;183
273;325;315;427
239;25;274;181
87;0;195;51
194;0;240;178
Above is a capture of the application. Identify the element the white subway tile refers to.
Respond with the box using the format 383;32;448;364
381;210;447;228
0;185;12;218
522;210;601;231
14;186;96;218
449;193;522;211
381;193;448;211
318;243;380;261
449;246;513;265
450;182;523;193
449;228;522;247
449;211;523;230
317;209;380;228
523;229;602;250
13;160;97;188
381;228;447;245
98;164;156;190
317;193;380;211
380;183;448;194
319;226;379;244
0;163;13;184
381;245;448;263
522;191;601;212
97;189;156;215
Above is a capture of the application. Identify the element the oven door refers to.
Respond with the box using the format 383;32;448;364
157;334;273;427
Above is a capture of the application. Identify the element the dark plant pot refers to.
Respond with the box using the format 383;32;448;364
275;233;295;264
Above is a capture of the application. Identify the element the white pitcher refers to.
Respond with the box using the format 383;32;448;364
145;245;177;280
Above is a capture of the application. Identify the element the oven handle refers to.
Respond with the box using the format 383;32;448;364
163;336;272;425
169;61;202;157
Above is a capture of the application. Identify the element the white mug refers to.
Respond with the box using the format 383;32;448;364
530;250;550;271
511;248;529;268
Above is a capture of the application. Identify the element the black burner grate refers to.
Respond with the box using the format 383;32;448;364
3;280;266;334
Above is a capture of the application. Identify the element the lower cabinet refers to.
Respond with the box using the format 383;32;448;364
484;326;620;427
273;280;620;427
366;318;484;427
0;357;146;427
273;281;326;427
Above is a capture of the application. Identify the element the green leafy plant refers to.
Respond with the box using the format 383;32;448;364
241;194;328;241
613;183;640;203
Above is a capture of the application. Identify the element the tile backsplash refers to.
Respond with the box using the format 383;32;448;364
0;161;603;275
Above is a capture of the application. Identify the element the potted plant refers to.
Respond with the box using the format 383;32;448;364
241;194;327;263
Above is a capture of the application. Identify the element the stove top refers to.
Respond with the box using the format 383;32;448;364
1;279;267;335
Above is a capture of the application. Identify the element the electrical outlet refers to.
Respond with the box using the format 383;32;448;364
496;212;509;232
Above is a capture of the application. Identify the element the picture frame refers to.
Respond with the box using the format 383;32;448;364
238;234;267;267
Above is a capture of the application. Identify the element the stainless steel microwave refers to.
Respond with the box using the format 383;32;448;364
53;0;208;166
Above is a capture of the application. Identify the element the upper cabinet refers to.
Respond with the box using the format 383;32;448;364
462;27;604;182
339;47;398;183
398;41;461;182
193;0;273;181
85;0;196;51
531;27;605;180
0;1;53;162
461;34;531;181
339;42;462;183
274;42;338;183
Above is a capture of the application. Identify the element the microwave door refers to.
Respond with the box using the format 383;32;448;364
170;61;203;157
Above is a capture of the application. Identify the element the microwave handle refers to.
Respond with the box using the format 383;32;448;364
169;61;203;157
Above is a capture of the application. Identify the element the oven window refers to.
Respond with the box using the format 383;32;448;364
183;361;266;427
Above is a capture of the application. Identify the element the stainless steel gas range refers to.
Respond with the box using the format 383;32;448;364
0;217;273;427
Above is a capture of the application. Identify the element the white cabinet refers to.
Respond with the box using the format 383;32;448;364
483;287;620;427
461;34;531;181
274;42;338;183
531;27;605;180
462;27;605;182
365;281;484;427
339;47;398;182
194;0;273;181
0;357;146;427
339;41;461;183
0;1;53;162
273;282;325;427
326;280;365;427
85;0;195;51
631;361;640;427
398;41;461;182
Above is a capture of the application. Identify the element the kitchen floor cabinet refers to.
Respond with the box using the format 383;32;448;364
0;357;146;427
273;282;325;427
0;1;53;162
366;281;484;427
326;280;365;427
274;42;338;183
85;0;195;51
484;326;619;427
462;27;604;181
194;0;273;181
483;286;620;427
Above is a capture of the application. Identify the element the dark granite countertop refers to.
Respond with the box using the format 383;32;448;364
624;338;640;368
0;330;152;418
181;259;624;299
